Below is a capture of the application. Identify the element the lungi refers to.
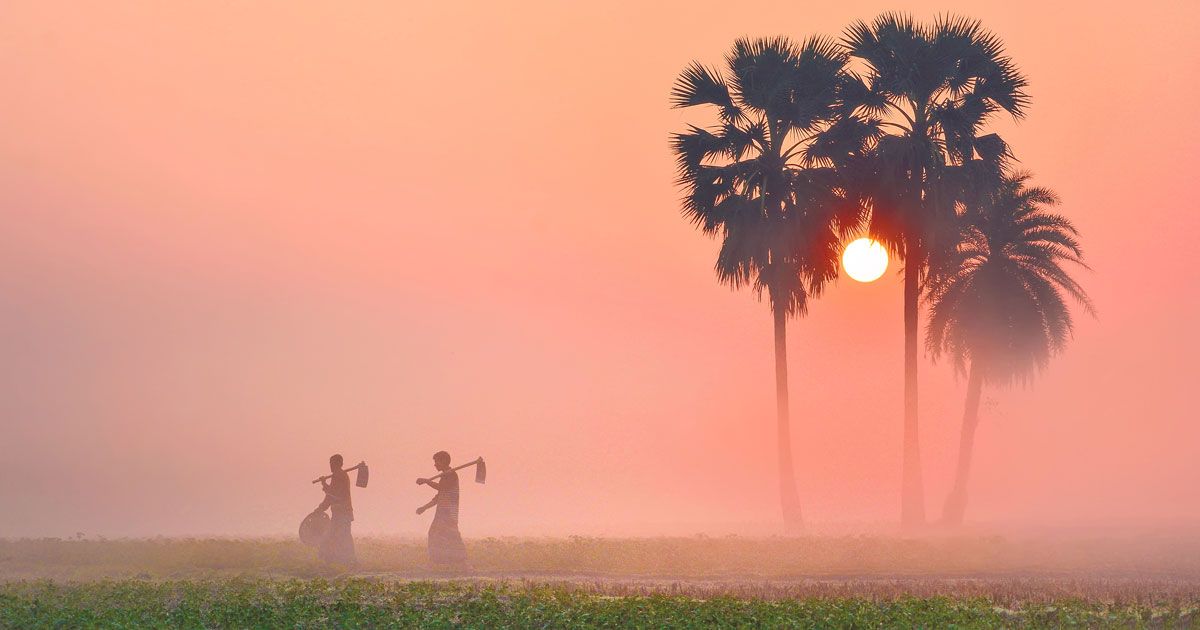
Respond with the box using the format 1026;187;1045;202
428;510;467;565
319;512;356;565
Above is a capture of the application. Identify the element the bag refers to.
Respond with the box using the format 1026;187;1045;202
299;510;330;546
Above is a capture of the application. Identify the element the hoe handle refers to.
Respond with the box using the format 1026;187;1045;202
419;457;482;484
312;461;366;485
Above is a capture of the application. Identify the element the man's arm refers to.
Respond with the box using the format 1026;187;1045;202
416;494;438;515
416;478;442;491
316;477;348;512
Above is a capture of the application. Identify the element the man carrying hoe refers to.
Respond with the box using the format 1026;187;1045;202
416;450;468;567
314;453;357;566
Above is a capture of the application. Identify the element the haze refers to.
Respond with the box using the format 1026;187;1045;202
1;1;1197;538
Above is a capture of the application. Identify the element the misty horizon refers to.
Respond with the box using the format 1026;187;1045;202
2;1;1198;541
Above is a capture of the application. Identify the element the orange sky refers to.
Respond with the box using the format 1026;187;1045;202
1;1;1197;537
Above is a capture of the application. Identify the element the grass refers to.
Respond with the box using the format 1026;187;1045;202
2;536;1199;627
2;579;1197;629
5;534;1200;581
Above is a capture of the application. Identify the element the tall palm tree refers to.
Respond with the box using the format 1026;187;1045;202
671;36;864;526
926;173;1094;525
840;14;1030;526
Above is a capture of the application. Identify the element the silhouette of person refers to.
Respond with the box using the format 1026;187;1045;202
314;453;356;565
416;451;467;567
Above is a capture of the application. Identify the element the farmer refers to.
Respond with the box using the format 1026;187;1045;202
314;453;356;565
416;451;467;566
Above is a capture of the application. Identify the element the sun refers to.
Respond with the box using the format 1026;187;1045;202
842;238;888;283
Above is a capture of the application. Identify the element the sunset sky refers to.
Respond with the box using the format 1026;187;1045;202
1;1;1197;537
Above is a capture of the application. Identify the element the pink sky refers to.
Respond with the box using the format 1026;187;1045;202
1;1;1197;537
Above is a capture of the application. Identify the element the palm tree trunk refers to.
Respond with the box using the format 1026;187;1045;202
773;305;803;528
942;365;984;526
901;242;926;528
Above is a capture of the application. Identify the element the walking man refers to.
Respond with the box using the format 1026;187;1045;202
416;451;467;567
314;453;356;565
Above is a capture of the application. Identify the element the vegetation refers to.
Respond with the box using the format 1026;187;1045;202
837;14;1032;527
670;36;865;527
926;174;1094;525
5;536;1200;581
672;14;1060;529
2;579;1197;629
5;537;1196;627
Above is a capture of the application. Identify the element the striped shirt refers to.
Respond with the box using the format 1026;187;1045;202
434;469;460;523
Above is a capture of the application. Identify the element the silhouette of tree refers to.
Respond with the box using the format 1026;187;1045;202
926;173;1094;525
839;14;1030;526
671;37;866;527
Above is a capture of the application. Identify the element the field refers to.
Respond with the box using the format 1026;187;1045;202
3;536;1199;628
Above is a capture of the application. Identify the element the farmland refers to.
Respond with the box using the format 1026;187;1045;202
2;536;1199;627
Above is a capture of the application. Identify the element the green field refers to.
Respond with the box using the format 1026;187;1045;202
5;579;1197;629
2;537;1198;628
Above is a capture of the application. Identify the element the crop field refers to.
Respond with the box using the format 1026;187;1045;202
2;536;1199;628
6;579;1199;629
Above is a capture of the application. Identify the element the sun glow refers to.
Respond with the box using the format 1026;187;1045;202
842;238;888;283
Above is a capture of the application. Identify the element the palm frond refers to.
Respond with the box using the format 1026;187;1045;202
672;35;866;319
925;173;1093;386
671;62;735;110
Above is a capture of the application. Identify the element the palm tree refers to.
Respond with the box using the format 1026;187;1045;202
839;14;1030;526
670;37;864;526
926;173;1094;525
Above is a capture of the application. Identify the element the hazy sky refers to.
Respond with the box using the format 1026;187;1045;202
1;1;1197;538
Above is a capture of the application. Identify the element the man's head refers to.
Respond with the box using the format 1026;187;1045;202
433;451;451;471
329;454;343;473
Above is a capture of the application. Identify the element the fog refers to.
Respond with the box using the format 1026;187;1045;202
1;1;1197;539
